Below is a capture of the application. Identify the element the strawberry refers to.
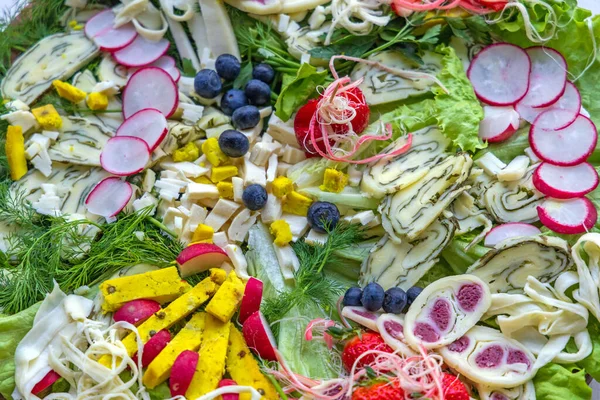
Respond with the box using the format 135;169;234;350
341;331;393;372
440;373;469;400
351;381;404;400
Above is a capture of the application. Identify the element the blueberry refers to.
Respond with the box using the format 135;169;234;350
215;54;241;81
406;286;424;306
242;184;268;211
361;282;384;312
307;201;340;233
218;129;250;158
194;69;222;99
253;63;275;84
383;287;408;314
245;79;271;106
221;89;248;116
232;105;260;130
343;287;363;307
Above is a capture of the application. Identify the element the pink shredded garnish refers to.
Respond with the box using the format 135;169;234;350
390;0;502;13
305;318;336;349
337;296;352;329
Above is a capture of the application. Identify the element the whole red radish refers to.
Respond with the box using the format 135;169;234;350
341;331;393;372
32;370;61;396
140;329;171;367
170;350;199;396
351;380;404;400
238;277;263;324
242;311;278;361
218;379;240;400
113;299;161;326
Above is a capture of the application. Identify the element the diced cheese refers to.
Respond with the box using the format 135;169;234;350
143;169;156;192
224;244;249;279
228;209;258;243
259;106;273;119
86;92;108;110
305;229;328;245
261;194;282;224
5;100;29;112
347;164;362;186
283;213;310;240
32;184;62;216
53;80;87;103
274;245;300;282
475;152;507;177
281;145;306;164
143;312;206;388
249;142;282;166
99;267;191;312
266;153;278;183
282;191;312;216
243;157;267;187
217;181;234;199
232;177;244;202
202;137;228;166
308;5;326;29
205;271;245;322
213;231;229;247
189;204;208;226
186;315;231;398
272;176;294;198
187;182;220;200
210;268;228;285
42;130;59;140
92;81;120;96
163;207;185;229
270;220;292;246
161;161;209;178
173;142;200;162
266;113;299;147
205;199;240;231
205;124;235;139
192;223;215;243
0;110;39;133
320;168;348;193
32;105;62;130
497;155;530;182
277;13;290;32
6;125;27;180
179;102;205;125
277;161;292;176
30;150;52;177
211;165;238;182
133;192;159;214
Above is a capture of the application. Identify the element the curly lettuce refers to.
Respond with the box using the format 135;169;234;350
533;363;592;400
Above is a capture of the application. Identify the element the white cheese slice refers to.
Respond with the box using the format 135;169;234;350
261;194;282;224
273;244;300;282
224;244;249;279
228;209;258;243
204;199;240;231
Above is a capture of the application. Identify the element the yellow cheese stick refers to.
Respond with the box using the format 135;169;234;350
226;327;278;400
205;271;245;322
143;312;206;388
185;314;231;398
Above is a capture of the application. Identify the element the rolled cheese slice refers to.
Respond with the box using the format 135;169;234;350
341;306;380;332
376;314;415;356
403;275;491;349
439;326;537;388
476;381;535;400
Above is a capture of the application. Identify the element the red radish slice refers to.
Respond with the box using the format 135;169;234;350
467;44;531;106
516;82;581;125
479;106;520;143
170;350;199;396
85;10;137;52
100;136;150;176
32;371;61;395
537;197;598;234
532;108;580;131
529;115;597;166
129;56;180;82
218;379;240;400
533;162;599;199
123;67;178;118
519;47;568;108
176;243;230;277
242;311;278;361
238;277;263;324
85;177;133;218
113;36;170;67
116;108;168;151
113;299;161;326
140;329;171;367
84;10;115;38
484;223;542;247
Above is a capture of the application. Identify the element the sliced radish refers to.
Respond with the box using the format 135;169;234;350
530;115;597;166
533;162;599;199
85;177;133;218
218;379;240;400
238;277;263;324
116;108;168;151
140;329;172;367
516;81;581;125
113;299;161;326
113;36;170;67
467;43;531;106
176;243;230;277
123;67;178;118
537;197;598;234
129;56;180;82
518;47;568;108
484;223;542;247
100;136;150;176
479;106;520;143
85;10;137;52
84;10;115;38
170;350;199;396
532;108;581;131
242;311;278;361
32;370;61;395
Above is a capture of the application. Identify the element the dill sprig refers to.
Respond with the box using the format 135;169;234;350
262;223;365;328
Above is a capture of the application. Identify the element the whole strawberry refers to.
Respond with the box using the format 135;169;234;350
341;331;393;372
440;373;469;400
352;381;404;400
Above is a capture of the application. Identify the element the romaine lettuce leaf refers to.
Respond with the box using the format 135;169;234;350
533;363;592;400
274;63;328;122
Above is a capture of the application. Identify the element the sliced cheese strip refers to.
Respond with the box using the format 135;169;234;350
198;0;240;59
404;275;491;349
72;70;123;133
439;326;537;388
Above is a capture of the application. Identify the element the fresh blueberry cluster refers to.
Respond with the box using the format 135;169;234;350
194;55;275;131
343;283;423;314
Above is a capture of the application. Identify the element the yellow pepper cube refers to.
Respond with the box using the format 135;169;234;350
272;176;294;198
192;223;214;243
173;142;200;162
201;137;228;167
86;92;108;111
217;181;234;199
211;165;238;182
193;176;213;185
32;104;62;130
53;80;87;103
205;271;245;323
320;168;348;193
282;191;313;216
5;126;27;181
270;220;292;247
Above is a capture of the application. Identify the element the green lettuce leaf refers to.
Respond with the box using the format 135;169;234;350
533;363;592;400
274;63;328;121
0;303;41;399
569;317;600;381
441;237;489;274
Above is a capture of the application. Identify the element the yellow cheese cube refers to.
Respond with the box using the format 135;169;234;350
227;327;278;400
173;142;200;162
320;168;348;193
192;223;214;243
205;271;245;323
86;92;108;111
143;312;206;388
53;80;87;103
270;220;292;247
100;267;190;312
282;191;313;216
32;104;62;130
5;126;27;181
272;176;294;198
99;276;219;367
201;137;228;167
211;165;238;182
217;181;234;199
193;176;213;185
209;268;227;285
185;314;231;398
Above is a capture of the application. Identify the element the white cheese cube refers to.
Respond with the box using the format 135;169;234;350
42;130;59;140
308;6;326;29
261;194;282;224
345;210;376;226
277;14;290;32
177;206;191;217
497;155;530;182
250;142;282;166
30;133;51;149
5;100;29;111
239;119;263;143
300;53;311;65
25;143;42;159
260;107;273;119
475;152;507;177
274;245;300;282
30;150;52;177
179;102;205;125
143;169;156;192
228;209;258;243
243;157;267;187
266;153;278;183
277;162;292;176
262;133;274;144
224;244;249;279
285;20;301;36
266;113;299;147
163;207;185;227
92;81;120;96
283;213;310;241
188;204;208;227
186;183;219;199
213;231;229;247
204;199;240;231
133;192;158;214
232;177;244;203
32;193;62;217
281;145;307;164
305;229;328;245
348;165;363;187
1;111;39;133
161;161;209;178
